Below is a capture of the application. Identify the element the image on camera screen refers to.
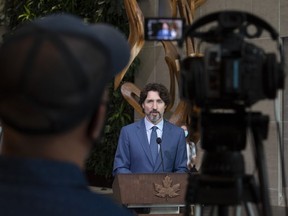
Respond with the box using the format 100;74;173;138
144;18;184;41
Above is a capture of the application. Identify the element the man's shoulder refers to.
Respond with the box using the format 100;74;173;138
0;183;132;216
123;119;144;130
164;119;182;130
79;192;132;215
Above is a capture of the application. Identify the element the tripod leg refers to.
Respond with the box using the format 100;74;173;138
251;121;272;216
194;204;202;216
234;205;242;216
244;202;256;216
207;206;228;216
218;206;229;216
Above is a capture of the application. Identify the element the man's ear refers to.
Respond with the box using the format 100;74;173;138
88;90;108;140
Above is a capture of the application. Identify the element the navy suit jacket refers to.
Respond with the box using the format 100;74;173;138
113;119;188;175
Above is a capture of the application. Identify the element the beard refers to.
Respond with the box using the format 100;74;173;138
147;110;162;124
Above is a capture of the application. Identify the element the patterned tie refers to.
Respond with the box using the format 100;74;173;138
150;126;158;164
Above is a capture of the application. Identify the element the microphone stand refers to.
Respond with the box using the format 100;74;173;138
157;138;165;172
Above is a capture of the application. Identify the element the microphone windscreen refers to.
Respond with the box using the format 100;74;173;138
156;137;162;144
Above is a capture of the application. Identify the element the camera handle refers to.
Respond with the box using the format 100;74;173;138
185;112;272;216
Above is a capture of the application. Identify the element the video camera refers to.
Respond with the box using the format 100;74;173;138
145;11;286;216
180;11;285;109
145;11;285;109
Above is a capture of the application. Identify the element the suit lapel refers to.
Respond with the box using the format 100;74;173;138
160;120;171;154
137;119;154;166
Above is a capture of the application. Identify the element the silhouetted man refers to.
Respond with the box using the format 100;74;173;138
0;13;132;216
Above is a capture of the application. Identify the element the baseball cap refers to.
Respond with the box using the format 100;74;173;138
0;13;130;134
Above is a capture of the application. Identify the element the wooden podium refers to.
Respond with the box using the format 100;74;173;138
112;173;189;215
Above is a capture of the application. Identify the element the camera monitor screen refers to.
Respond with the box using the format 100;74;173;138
144;18;184;41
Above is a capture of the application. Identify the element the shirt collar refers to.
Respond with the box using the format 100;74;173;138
144;117;164;131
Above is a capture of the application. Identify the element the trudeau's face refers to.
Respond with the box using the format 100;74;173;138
142;91;166;124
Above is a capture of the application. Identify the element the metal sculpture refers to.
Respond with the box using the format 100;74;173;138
117;0;206;142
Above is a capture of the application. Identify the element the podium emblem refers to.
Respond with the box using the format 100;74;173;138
154;175;180;199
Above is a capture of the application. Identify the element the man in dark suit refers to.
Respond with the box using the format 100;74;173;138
113;83;188;175
0;13;132;216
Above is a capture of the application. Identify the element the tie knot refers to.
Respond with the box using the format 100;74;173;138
152;126;157;131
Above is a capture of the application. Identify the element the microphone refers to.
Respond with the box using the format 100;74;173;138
156;137;165;172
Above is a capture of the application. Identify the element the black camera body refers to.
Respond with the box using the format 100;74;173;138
179;11;285;109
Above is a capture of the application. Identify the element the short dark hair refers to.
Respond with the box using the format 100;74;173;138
139;83;170;107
